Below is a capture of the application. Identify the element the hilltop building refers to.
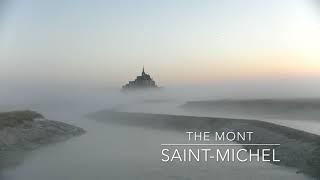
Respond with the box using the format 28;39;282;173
122;67;159;90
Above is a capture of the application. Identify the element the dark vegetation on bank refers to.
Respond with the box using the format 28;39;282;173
88;110;320;179
0;110;85;169
0;110;43;129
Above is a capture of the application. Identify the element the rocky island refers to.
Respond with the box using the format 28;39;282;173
0;110;85;169
122;67;159;90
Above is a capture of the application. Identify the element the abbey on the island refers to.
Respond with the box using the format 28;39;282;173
122;67;159;90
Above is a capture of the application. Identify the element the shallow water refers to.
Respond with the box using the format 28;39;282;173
0;89;318;179
1;112;313;180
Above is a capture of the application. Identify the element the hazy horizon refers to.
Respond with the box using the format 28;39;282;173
1;0;320;89
2;2;320;179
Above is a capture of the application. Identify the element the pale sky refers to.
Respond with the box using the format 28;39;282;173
1;0;320;88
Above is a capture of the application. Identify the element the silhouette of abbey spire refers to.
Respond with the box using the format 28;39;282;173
142;66;145;76
122;66;159;90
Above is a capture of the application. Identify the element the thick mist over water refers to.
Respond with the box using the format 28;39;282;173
1;81;320;180
1;0;320;178
1;79;320;124
1;77;320;112
1;80;320;135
